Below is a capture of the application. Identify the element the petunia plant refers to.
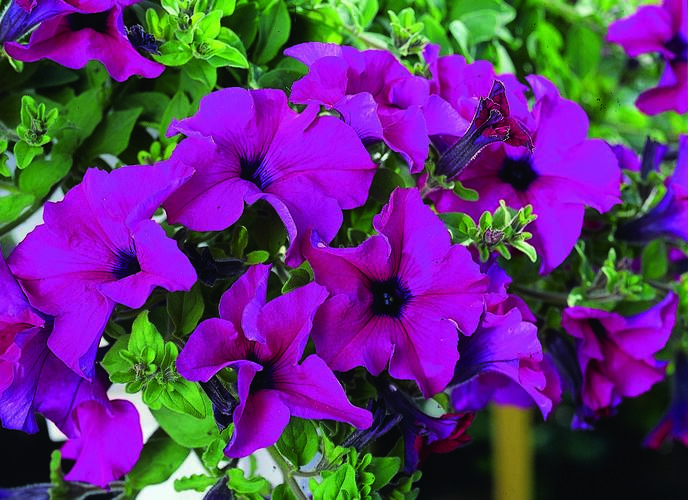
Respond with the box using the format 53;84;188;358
0;0;687;499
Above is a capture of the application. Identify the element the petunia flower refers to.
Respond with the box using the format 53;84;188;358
161;87;376;267
606;0;688;115
644;351;688;449
305;187;488;397
176;264;373;458
285;42;431;172
3;0;164;82
428;75;621;274
377;381;474;473
616;135;688;242
561;292;678;428
0;0;77;44
0;253;142;488
8;162;197;379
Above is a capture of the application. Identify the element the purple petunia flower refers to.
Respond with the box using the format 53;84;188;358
176;264;372;458
616;135;688;242
0;0;77;43
305;187;488;398
8;163;197;379
161;87;376;267
606;0;688;115
285;42;431;172
0;253;142;488
561;292;678;429
429;75;621;274
644;351;688;449
3;0;164;82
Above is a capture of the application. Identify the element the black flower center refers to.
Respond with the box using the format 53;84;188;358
250;362;275;391
498;154;538;191
112;248;141;280
239;155;268;190
665;33;688;62
66;11;110;33
370;276;412;318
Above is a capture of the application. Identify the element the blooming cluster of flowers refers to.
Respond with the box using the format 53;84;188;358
0;0;687;497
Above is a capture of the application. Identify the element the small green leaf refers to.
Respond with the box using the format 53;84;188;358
202;436;226;470
641;239;668;280
245;250;270;264
275;418;319;467
281;267;312;294
152;395;219;448
79;107;143;160
0;192;34;223
183;59;217;89
129;311;165;362
226;468;270;496
230;225;249;257
312;463;357;500
101;334;132;378
272;483;298;500
157;40;194;66
252;0;290;65
125;429;190;493
368;456;401;490
13;141;42;169
161;378;207;418
167;282;205;336
174;474;217;492
511;239;537;263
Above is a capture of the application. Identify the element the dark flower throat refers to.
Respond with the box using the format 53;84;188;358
67;11;110;33
498;154;538;191
370;276;412;318
112;248;141;280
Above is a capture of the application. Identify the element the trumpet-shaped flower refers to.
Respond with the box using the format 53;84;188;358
8;163;197;379
161;87;376;267
644;351;688;449
0;253;142;488
285;42;430;172
561;292;678;428
305;187;488;397
606;0;688;115
3;0;164;82
176;265;372;458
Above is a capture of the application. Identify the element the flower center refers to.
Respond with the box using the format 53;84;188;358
112;248;141;280
498;154;538;191
665;33;688;62
66;11;110;33
370;276;412;318
239;155;269;190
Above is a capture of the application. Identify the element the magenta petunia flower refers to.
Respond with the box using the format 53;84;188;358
0;0;77;43
616;135;688;242
161;87;376;267
3;0;164;82
305;187;488;397
561;292;678;428
8;163;197;379
606;0;688;115
285;42;431;172
644;351;688;449
176;264;372;458
0;253;142;488
429;75;621;274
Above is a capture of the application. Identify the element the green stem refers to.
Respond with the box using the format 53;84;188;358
268;446;308;500
510;284;569;306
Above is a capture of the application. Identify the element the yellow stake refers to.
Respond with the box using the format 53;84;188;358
492;405;533;500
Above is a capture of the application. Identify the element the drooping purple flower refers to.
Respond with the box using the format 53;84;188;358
561;292;678;428
428;75;621;274
606;0;688;115
0;0;77;43
285;42;431;172
616;135;688;242
377;382;474;474
305;187;488;398
161;87;376;267
644;351;688;449
8;163;197;379
176;265;373;458
0;253;142;488
3;0;164;82
450;307;561;420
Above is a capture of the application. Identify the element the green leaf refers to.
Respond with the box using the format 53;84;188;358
312;463;357;500
449;0;516;44
183;59;218;89
205;42;249;69
272;483;298;500
167;282;205;336
225;1;259;49
160;378;207;418
213;0;236;16
230;225;249;257
511;239;537;263
129;311;165;362
201;436;226;470
194;10;223;39
13;141;42;169
226;468;270;496
79;107;143;160
17;154;72;199
157;40;194;66
641;238;667;280
275;418;319;467
152;395;219;448
368;456;401;490
565;25;602;78
51;88;104;155
125;429;190;493
101;334;132;377
281;267;312;294
0;192;34;223
252;0;290;65
160;90;191;141
245;250;270;264
174;474;217;492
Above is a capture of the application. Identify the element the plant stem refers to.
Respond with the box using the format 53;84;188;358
510;284;569;306
268;446;308;500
